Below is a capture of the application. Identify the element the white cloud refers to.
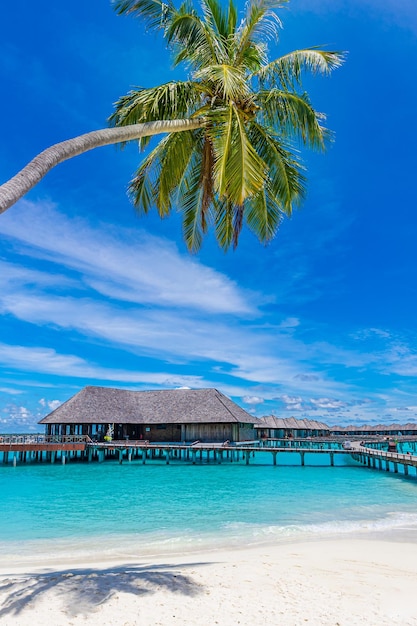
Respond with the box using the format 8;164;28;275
309;398;347;410
0;201;255;315
0;342;201;384
243;396;264;405
39;398;61;411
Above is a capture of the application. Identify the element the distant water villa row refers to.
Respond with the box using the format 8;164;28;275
37;386;417;442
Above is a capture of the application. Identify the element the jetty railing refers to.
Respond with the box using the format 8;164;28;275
0;434;91;444
350;442;417;476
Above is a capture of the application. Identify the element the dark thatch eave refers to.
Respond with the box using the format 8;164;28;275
39;386;255;426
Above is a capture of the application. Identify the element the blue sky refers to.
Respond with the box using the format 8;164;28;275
1;0;417;432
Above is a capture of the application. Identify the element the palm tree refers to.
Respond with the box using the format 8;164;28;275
0;0;344;251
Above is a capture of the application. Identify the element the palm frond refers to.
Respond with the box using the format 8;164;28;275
200;134;215;224
167;5;225;66
248;121;306;210
202;0;229;39
129;129;201;216
212;105;266;205
112;0;175;30
110;81;204;126
214;197;234;250
257;47;346;89
258;89;329;150
194;64;249;100
244;186;283;243
128;145;162;214
157;129;203;214
235;0;285;65
227;0;237;36
181;161;210;252
232;204;244;248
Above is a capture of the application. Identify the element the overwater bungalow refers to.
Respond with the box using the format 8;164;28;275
331;423;417;437
39;386;256;443
255;416;330;439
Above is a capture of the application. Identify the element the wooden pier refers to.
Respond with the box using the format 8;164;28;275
0;435;355;466
350;442;417;476
2;435;417;474
0;435;87;466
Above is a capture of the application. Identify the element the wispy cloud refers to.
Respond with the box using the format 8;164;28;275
0;201;255;315
0;342;204;386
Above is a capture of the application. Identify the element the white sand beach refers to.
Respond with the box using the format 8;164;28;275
1;538;417;625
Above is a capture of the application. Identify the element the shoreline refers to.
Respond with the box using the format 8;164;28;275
1;536;417;625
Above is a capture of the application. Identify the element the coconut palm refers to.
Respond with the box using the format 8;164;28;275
0;0;344;251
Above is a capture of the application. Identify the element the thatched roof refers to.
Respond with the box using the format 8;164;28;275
254;416;329;431
39;386;255;425
332;423;417;433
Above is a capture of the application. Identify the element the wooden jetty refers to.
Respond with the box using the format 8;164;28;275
0;434;360;466
2;435;417;474
0;435;87;466
86;441;351;466
350;442;417;476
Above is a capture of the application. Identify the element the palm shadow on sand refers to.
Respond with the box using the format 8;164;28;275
0;561;208;618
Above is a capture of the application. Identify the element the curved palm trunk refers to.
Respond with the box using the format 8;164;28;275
0;118;205;214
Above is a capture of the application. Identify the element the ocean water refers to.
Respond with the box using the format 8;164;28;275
1;453;417;563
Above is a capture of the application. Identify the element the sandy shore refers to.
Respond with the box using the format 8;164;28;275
1;539;417;625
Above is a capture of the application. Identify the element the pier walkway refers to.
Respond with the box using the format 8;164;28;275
0;435;352;466
350;441;417;476
1;435;417;474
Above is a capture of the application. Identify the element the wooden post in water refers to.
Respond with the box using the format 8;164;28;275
272;451;277;466
300;452;305;466
245;450;250;465
330;452;334;467
404;464;409;476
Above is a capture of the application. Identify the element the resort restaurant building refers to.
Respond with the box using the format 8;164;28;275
255;416;330;439
39;386;256;443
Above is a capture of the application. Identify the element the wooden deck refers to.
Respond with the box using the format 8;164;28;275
1;436;417;474
350;441;417;475
0;437;352;466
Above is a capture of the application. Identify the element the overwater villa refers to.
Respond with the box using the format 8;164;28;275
39;386;256;443
255;416;330;439
331;423;417;437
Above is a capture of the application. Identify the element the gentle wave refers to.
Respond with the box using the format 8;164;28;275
3;511;417;566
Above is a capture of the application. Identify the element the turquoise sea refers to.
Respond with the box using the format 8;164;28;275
1;452;417;564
